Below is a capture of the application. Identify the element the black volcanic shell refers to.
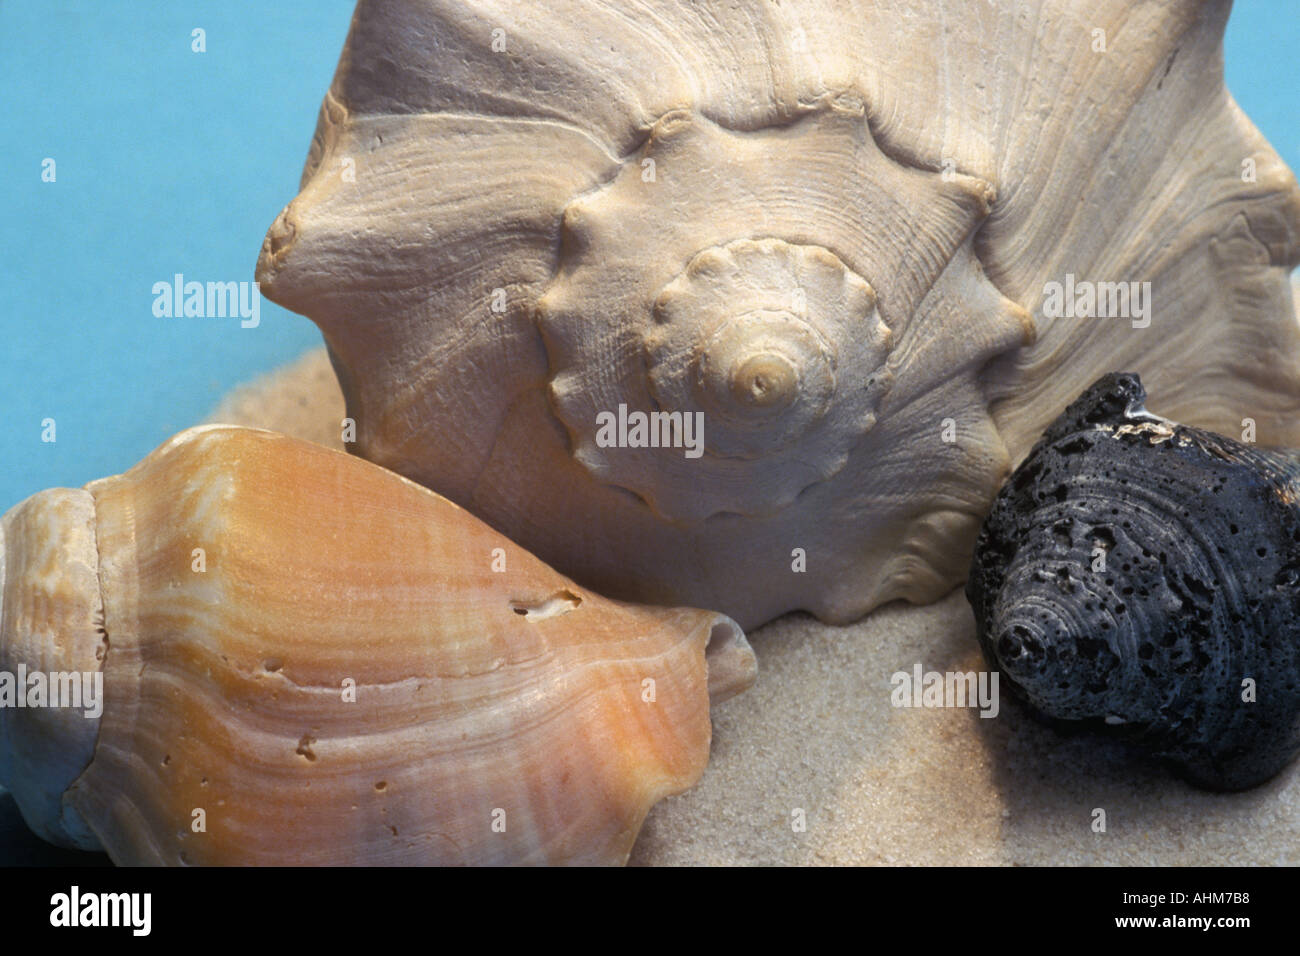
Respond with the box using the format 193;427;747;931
967;372;1300;791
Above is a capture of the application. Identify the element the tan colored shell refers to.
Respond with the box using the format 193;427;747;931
257;0;1300;629
0;426;753;865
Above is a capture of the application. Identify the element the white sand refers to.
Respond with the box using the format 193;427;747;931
209;346;1300;866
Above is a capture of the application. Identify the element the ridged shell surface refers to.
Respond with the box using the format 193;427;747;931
968;373;1300;791
257;0;1300;629
1;426;753;865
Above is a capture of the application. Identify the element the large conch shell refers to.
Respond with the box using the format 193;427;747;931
256;0;1300;629
0;426;754;865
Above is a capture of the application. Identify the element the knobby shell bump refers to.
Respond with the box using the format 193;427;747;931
967;373;1300;791
0;426;755;865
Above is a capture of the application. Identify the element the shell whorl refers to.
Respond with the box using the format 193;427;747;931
968;373;1300;790
0;489;105;850
649;239;889;456
536;98;987;523
550;237;892;520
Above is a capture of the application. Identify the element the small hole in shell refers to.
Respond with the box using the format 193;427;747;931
510;590;582;621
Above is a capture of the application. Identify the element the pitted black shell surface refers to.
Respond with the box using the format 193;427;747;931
967;372;1300;791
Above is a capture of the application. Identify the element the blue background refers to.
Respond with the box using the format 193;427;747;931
0;2;356;511
0;0;1295;512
